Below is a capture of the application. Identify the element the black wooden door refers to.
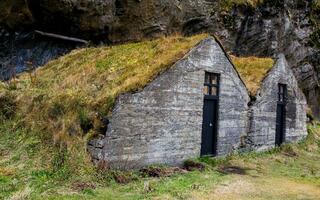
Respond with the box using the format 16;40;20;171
201;98;218;156
275;103;285;146
275;84;286;146
201;72;219;156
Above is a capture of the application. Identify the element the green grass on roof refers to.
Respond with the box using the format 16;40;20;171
2;34;208;148
231;56;274;96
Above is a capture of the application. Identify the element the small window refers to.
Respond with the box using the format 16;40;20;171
204;72;219;96
278;84;286;102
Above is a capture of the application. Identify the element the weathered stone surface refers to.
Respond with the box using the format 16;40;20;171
248;54;307;151
88;37;250;168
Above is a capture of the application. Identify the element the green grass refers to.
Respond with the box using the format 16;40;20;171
231;56;274;96
0;120;319;199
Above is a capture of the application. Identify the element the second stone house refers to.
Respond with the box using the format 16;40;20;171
248;54;307;151
88;36;307;168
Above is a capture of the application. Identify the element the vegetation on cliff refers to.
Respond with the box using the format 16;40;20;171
310;0;320;49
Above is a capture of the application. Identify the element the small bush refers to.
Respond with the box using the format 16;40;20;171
112;171;136;184
183;160;206;171
51;146;72;180
220;0;263;11
48;102;66;119
140;166;186;177
310;29;320;49
0;92;16;119
280;144;298;157
261;0;284;8
78;109;93;134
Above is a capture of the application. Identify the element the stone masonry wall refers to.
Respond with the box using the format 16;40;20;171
249;54;307;151
88;37;250;168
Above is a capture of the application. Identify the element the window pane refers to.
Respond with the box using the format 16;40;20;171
205;73;210;84
279;85;284;94
279;94;283;102
211;75;217;84
203;86;210;95
211;86;217;96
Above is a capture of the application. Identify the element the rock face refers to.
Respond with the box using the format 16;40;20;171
0;0;34;29
231;0;320;118
0;29;78;80
249;54;307;151
0;0;319;117
88;37;250;168
27;0;115;39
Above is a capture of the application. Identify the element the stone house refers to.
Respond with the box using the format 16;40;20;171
248;54;307;151
88;36;307;169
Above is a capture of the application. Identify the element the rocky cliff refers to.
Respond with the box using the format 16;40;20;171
0;0;319;117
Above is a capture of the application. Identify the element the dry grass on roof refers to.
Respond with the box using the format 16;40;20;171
1;34;208;148
231;56;274;96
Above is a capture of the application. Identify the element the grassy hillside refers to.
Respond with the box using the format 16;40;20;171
1;119;319;199
0;34;318;199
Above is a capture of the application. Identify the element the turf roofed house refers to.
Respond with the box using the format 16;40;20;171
88;36;307;169
88;36;250;168
247;54;308;151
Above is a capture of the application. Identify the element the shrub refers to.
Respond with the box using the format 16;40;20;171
0;92;16;119
183;160;206;171
78;108;93;134
48;102;66;119
310;29;320;49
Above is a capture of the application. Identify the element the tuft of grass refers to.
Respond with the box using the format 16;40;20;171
231;56;274;97
0;92;16;120
219;0;263;11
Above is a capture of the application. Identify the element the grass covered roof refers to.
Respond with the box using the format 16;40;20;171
231;56;274;96
0;34;275;179
1;34;209;145
0;34;275;143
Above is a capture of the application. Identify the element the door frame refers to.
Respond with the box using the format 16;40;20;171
201;72;220;156
275;83;287;146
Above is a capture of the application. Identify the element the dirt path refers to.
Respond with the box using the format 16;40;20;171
192;175;320;200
